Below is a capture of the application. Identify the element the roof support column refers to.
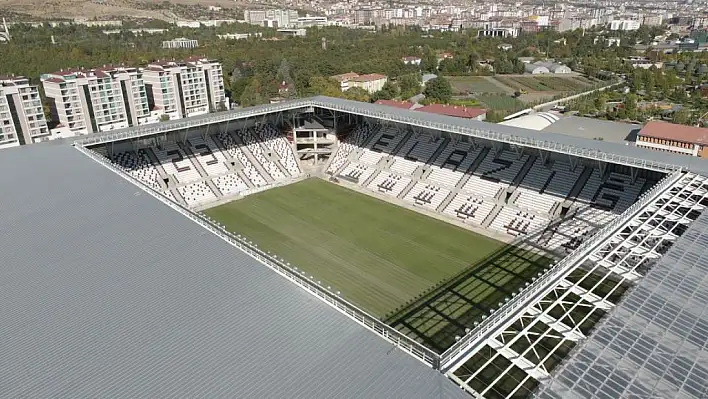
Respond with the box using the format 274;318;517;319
512;144;524;160
538;149;549;166
630;166;638;184
492;140;503;153
598;161;607;180
568;153;578;172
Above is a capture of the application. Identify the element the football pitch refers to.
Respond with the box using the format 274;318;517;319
205;179;549;328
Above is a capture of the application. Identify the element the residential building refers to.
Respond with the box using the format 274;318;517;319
297;16;328;27
402;56;422;65
42;66;156;138
0;92;18;149
143;57;228;120
0;76;49;146
478;27;519;38
636;121;708;157
610;19;641;31
161;38;199;49
643;15;663;26
330;72;360;92
349;74;388;94
245;9;299;28
330;72;387;94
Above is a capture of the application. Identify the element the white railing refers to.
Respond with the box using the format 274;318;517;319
438;169;684;370
75;144;441;369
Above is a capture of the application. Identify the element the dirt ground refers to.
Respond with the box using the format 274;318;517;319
0;0;239;21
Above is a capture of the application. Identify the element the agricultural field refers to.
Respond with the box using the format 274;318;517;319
204;178;548;340
447;76;510;94
477;94;526;112
493;76;593;93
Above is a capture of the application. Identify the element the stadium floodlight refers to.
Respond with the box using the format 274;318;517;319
465;328;470;334
327;286;331;290
454;336;461;341
336;291;341;295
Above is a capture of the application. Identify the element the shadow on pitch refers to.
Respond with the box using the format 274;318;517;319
382;205;606;353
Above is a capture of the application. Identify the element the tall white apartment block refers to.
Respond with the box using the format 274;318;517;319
143;58;228;120
41;70;92;137
0;76;50;147
0;88;19;149
42;66;156;138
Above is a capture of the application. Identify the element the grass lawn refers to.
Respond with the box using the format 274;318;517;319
447;76;509;94
205;179;507;317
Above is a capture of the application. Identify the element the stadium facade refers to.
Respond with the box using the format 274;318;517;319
1;96;707;398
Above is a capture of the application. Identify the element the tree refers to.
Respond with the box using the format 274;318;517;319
398;73;422;99
513;90;522;98
371;80;397;101
305;76;342;98
420;53;438;74
240;77;268;107
159;114;170;122
343;87;370;103
423;76;452;103
230;78;250;104
673;108;691;125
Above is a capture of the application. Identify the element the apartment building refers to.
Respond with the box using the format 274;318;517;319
161;38;199;49
42;66;156;138
143;58;228;120
0;76;49;147
244;9;298;28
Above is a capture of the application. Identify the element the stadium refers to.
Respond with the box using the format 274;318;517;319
2;96;708;398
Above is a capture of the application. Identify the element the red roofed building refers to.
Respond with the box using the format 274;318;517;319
416;104;487;121
374;100;414;110
636;121;708;157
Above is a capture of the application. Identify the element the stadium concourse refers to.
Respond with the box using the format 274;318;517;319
1;96;707;398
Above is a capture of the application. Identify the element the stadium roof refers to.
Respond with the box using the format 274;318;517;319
0;143;466;398
536;205;708;399
75;96;708;175
541;115;641;144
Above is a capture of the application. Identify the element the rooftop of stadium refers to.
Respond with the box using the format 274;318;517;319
1;96;707;398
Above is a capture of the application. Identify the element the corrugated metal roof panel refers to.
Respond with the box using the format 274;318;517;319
535;208;708;399
0;144;466;398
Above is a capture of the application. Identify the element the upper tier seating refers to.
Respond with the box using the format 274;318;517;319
187;137;230;176
241;129;286;180
112;150;162;191
327;124;375;174
216;131;267;187
253;124;300;176
154;143;202;184
462;149;528;200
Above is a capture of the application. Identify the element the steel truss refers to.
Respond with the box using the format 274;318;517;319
444;172;708;398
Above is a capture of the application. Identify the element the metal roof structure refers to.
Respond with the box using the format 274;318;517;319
536;186;708;399
445;171;708;398
0;143;466;398
5;97;708;398
74;96;708;175
541;116;641;144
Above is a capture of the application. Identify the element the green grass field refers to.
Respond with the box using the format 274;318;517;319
205;179;550;343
